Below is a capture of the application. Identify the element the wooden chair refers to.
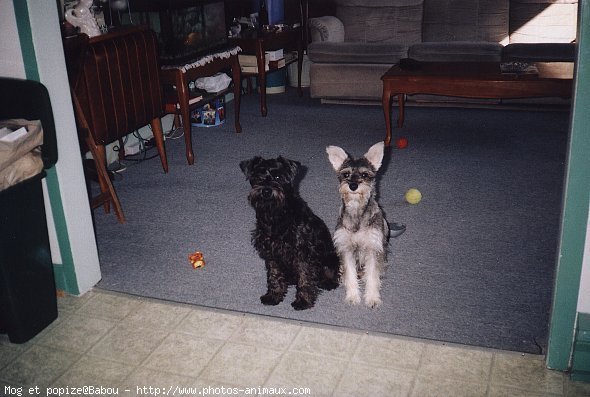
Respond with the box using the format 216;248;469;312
63;26;168;223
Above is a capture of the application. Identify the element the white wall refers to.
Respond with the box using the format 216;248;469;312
1;0;101;295
578;204;590;313
0;1;24;78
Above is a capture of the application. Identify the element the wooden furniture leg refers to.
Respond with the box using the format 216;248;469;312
173;69;195;165
150;117;169;173
72;92;125;223
231;55;242;133
297;36;304;97
255;39;268;117
87;136;125;223
397;93;405;129
382;87;393;147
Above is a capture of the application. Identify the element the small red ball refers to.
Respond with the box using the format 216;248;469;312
395;136;408;149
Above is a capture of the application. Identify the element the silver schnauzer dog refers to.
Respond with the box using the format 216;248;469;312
326;142;390;308
240;156;340;310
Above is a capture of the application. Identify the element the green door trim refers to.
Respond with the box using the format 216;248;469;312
12;0;79;294
546;0;590;371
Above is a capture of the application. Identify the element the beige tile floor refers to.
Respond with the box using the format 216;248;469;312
1;289;589;397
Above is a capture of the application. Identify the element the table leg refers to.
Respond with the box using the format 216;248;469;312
397;94;405;128
297;40;303;97
382;87;393;147
175;70;194;165
256;40;267;117
231;55;242;133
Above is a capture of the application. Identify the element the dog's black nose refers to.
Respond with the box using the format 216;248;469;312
349;182;358;191
262;187;273;198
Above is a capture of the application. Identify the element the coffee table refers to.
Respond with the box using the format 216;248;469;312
381;61;574;146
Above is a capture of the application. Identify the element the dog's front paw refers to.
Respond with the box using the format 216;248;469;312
320;278;339;291
291;297;314;310
260;292;283;306
345;289;362;305
364;295;382;309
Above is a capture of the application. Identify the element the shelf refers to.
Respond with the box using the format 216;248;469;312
163;85;233;114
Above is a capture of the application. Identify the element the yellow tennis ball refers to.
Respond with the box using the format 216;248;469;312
405;188;422;204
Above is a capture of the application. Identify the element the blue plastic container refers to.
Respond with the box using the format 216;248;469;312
265;69;286;94
191;98;225;127
253;0;284;25
266;0;284;25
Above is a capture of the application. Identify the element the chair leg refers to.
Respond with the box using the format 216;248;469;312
150;117;168;173
86;135;125;224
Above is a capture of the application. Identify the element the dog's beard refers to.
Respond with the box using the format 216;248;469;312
339;181;372;210
248;185;286;211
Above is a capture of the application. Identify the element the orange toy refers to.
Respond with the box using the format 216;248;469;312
189;251;205;269
395;136;408;149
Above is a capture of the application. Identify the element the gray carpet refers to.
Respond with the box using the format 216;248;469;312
94;89;568;354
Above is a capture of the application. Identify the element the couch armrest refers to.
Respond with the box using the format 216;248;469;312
308;16;345;43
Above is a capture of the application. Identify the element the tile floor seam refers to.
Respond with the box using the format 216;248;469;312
484;352;497;397
76;291;142;322
407;337;430;396
0;340;35;375
195;319;249;382
28;344;84;388
132;326;176;372
327;330;366;397
261;325;305;389
192;334;231;381
34;313;119;357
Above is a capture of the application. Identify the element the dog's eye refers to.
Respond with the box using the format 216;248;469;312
342;172;350;178
361;172;369;179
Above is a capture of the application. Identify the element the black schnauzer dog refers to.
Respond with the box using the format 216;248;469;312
240;156;340;310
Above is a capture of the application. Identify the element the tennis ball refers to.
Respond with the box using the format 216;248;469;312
405;188;422;204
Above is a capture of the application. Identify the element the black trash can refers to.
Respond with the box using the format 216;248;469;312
0;78;59;343
0;172;57;343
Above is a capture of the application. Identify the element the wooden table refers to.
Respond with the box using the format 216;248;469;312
230;27;303;116
381;61;574;146
161;49;242;165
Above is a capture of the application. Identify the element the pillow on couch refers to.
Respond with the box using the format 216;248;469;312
408;41;504;62
308;41;409;64
335;0;423;45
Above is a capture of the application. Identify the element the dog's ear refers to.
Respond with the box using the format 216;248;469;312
364;142;385;171
326;146;348;171
239;157;261;178
279;157;300;181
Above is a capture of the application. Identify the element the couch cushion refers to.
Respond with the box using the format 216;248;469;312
509;0;578;43
408;41;503;62
308;42;408;64
502;43;576;62
422;0;510;44
335;0;423;45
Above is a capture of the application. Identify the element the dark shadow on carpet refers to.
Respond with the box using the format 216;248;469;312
93;89;568;354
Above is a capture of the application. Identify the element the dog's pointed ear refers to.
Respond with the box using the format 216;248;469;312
240;157;261;178
279;156;300;181
326;146;348;171
364;142;385;171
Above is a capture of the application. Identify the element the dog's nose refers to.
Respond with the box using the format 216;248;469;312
349;182;358;191
262;187;273;198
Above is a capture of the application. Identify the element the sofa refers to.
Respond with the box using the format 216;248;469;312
307;0;577;103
